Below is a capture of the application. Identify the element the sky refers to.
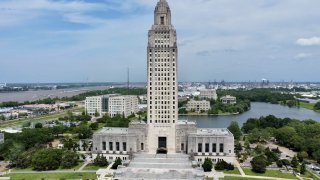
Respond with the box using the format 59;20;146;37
0;0;320;83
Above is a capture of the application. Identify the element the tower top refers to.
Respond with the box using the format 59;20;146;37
154;0;171;26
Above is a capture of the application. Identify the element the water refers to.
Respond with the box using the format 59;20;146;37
179;102;320;128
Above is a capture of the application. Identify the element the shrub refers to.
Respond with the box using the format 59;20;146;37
111;157;122;169
202;158;213;172
251;155;267;173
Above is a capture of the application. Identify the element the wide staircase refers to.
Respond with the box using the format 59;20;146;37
114;153;204;180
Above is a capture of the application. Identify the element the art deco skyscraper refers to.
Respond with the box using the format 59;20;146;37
147;0;178;154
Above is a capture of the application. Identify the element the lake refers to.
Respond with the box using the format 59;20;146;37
179;102;320;128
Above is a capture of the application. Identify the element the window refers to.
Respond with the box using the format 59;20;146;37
102;142;106;150
219;143;224;153
141;143;144;150
212;143;216;152
205;143;209;152
160;16;164;25
181;143;184;151
123;142;127;151
198;143;202;153
116;142;120;151
109;142;113;151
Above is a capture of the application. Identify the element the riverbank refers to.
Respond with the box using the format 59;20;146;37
179;112;239;116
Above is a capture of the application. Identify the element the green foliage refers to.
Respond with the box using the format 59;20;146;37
111;157;122;169
202;158;213;172
34;122;43;128
62;138;78;151
297;151;308;162
312;149;320;163
281;159;290;166
73;125;93;139
227;121;242;140
89;122;99;130
93;154;108;167
251;155;267;173
276;160;283;168
61;151;79;169
98;114;131;128
291;156;299;168
300;162;306;174
32;148;64;171
217;88;296;105
214;159;234;171
208;99;250;115
247;128;271;143
314;102;320;110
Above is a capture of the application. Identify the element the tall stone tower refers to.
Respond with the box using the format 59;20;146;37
147;0;178;154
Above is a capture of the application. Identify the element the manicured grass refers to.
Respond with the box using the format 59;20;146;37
223;167;241;175
11;162;84;172
243;168;297;179
6;172;96;180
83;164;107;170
299;102;315;110
58;162;84;170
220;177;264;180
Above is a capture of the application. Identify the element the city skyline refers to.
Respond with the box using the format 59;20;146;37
0;0;320;83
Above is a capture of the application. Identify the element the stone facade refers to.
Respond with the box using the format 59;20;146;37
186;100;211;112
221;95;237;104
92;0;234;164
199;89;218;100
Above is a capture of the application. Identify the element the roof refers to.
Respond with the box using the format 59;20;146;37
195;128;232;136
96;127;128;134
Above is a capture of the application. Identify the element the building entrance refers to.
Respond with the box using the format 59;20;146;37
157;137;167;154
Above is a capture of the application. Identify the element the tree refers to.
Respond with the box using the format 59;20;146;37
228;121;242;140
291;156;299;168
32;148;63;171
202;158;213;172
111;157;122;169
297;151;308;162
74;125;93;139
300;162;306;174
93;154;108;167
274;126;297;146
61;151;79;169
89;122;99;130
251;155;267;173
94;110;100;117
276;160;283;168
34;123;43;128
314;102;320;110
312;149;320;163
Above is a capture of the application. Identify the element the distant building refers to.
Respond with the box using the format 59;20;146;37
108;95;139;118
220;95;237;104
199;89;217;100
186;100;211;112
85;96;110;116
0;133;4;144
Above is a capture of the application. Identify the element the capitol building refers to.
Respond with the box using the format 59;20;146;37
92;0;234;178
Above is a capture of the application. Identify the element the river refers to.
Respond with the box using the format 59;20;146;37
179;102;320;128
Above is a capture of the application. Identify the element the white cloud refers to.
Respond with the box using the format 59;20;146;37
294;53;312;59
296;37;320;46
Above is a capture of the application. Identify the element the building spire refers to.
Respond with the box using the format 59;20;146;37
154;0;171;25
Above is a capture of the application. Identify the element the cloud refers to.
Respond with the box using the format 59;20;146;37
294;53;312;59
296;37;320;46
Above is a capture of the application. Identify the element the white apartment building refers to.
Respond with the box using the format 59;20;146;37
199;89;217;100
221;95;237;104
108;95;139;118
186;100;211;112
85;96;109;116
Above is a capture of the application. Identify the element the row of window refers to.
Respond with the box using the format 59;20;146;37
149;101;176;105
150;120;175;123
149;91;175;95
149;59;175;63
198;143;224;153
102;142;127;152
150;62;175;67
150;87;176;91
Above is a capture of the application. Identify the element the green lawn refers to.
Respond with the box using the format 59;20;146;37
11;162;85;172
218;167;241;175
83;164;107;170
5;172;96;180
299;102;315;110
219;177;264;180
243;168;297;179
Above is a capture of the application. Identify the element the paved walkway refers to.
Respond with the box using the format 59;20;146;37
234;159;245;176
78;160;91;171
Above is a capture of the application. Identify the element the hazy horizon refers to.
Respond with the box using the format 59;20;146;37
1;0;320;83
